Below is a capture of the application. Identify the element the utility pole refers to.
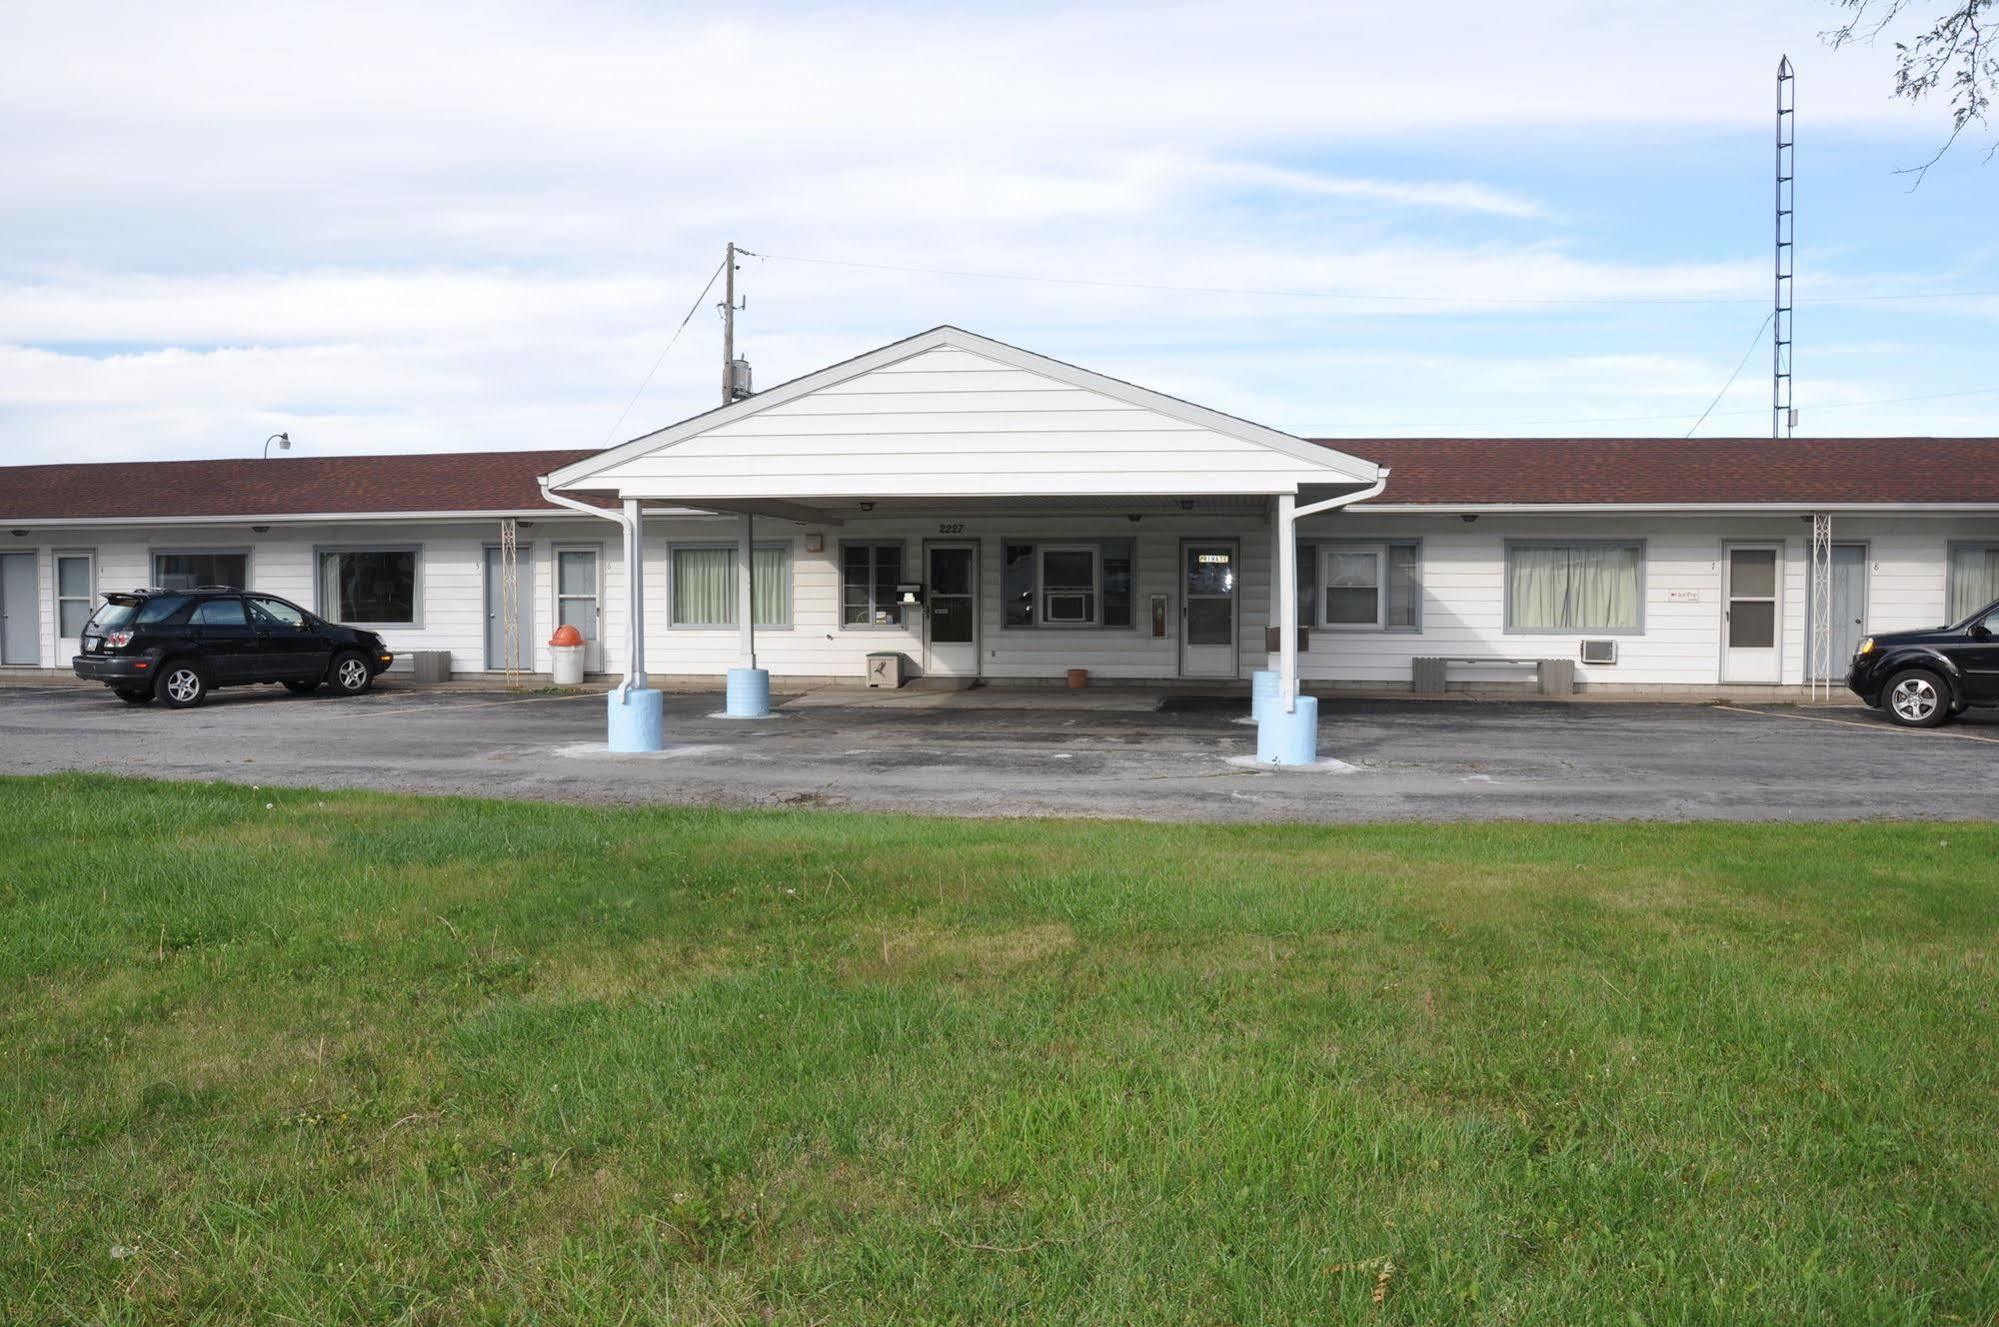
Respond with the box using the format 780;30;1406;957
720;242;751;404
721;242;756;671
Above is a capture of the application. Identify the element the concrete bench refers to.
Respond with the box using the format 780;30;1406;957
1412;656;1576;696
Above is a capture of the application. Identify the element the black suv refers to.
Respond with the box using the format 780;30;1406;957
1847;596;1999;727
73;587;395;708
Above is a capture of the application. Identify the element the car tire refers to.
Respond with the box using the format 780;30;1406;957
156;660;209;709
1881;667;1950;728
328;651;374;697
115;688;154;705
282;679;320;695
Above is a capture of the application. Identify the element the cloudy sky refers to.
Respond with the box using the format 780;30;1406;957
3;0;1995;466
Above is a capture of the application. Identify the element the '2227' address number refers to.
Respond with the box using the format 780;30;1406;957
937;523;965;534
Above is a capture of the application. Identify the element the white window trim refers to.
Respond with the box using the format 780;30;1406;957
54;548;96;640
667;540;794;630
1318;543;1386;631
314;544;425;629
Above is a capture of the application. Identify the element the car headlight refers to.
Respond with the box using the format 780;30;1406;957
1856;637;1876;657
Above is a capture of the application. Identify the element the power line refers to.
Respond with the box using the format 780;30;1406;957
1388;382;1999;434
755;250;1999;310
1685;313;1772;437
596;255;729;447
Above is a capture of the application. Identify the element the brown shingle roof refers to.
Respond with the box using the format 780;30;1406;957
0;449;602;520
5;438;1998;521
1328;437;1999;506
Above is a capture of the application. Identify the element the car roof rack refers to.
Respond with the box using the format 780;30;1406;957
192;584;242;591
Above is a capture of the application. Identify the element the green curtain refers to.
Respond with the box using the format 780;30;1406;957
753;546;788;626
1948;546;1999;620
674;546;789;626
673;548;735;625
1509;545;1639;630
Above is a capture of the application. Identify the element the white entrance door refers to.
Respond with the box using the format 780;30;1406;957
1180;540;1239;678
554;546;602;673
923;543;979;678
1722;543;1782;683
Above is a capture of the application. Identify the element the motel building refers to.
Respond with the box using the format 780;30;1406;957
4;327;1998;743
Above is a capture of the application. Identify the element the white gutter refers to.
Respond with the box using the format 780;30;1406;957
1278;474;1390;711
538;480;647;700
0;507;722;530
1348;502;1999;515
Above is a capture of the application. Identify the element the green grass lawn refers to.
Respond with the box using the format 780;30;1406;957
3;775;1996;1324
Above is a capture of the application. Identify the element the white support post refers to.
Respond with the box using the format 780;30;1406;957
623;498;647;689
738;511;756;669
1277;492;1298;712
1269;498;1285;670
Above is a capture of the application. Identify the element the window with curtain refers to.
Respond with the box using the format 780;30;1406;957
318;548;418;624
842;543;904;627
1948;544;1999;621
1300;542;1420;631
1506;542;1642;632
153;551;248;592
671;545;790;627
1000;539;1133;628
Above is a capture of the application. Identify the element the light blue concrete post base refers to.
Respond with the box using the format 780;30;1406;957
606;687;666;752
724;667;772;718
1251;669;1281;725
1256;694;1319;765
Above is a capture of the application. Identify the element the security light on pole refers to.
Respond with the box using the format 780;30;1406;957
263;432;291;459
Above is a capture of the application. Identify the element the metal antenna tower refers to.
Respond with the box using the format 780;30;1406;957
1774;56;1795;440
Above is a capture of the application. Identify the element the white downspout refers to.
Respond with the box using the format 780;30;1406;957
1280;473;1390;713
538;480;646;699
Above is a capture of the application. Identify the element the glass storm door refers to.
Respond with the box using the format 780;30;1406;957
923;544;978;678
1723;544;1782;683
1180;541;1239;678
555;547;601;673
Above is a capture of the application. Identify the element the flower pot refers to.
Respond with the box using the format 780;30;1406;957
1067;668;1088;689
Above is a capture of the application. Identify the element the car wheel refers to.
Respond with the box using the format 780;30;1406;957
329;651;374;697
156;661;209;709
115;688;155;705
1882;668;1949;728
282;679;320;695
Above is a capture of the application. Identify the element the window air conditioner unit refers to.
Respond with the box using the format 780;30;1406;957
1579;639;1618;665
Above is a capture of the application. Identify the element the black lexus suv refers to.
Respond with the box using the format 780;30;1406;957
73;587;395;708
1847;595;1999;728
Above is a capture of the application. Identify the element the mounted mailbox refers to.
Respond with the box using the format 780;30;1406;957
897;582;925;607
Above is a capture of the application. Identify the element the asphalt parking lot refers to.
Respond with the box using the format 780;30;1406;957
2;682;1994;821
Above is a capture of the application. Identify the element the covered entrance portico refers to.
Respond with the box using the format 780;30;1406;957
541;327;1383;756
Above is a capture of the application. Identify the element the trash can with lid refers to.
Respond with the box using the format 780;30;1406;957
550;623;587;686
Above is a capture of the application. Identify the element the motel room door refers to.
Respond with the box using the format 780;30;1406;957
1810;544;1867;679
1180;540;1239;678
922;543;979;678
0;552;37;665
483;544;535;672
1722;543;1782;683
